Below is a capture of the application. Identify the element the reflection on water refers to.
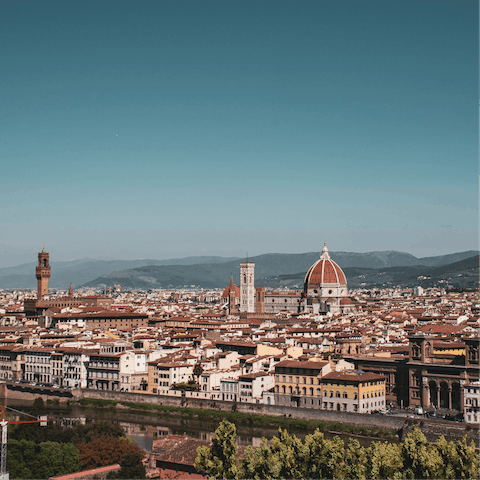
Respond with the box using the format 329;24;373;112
0;397;392;452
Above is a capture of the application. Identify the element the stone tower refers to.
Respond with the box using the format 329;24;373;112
36;246;51;299
239;262;255;313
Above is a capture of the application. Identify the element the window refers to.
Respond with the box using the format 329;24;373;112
343;391;348;398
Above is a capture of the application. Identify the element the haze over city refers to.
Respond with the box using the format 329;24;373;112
1;0;477;268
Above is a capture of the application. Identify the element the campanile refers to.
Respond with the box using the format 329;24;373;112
239;261;255;313
36;246;51;299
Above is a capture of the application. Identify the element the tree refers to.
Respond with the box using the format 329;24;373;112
107;453;147;480
401;426;443;479
338;438;368;479
30;397;46;416
65;419;126;445
7;439;81;479
195;420;240;479
301;429;344;479
193;363;204;382
77;437;145;470
364;440;403;479
436;435;479;480
241;428;306;480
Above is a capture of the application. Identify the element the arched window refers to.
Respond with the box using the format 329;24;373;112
343;391;348;398
289;386;293;394
302;387;306;395
282;386;286;394
336;391;340;398
310;388;314;396
317;388;321;397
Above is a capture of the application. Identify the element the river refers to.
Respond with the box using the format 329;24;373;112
0;397;395;452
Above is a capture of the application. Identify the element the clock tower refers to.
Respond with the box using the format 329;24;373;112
36;246;51;299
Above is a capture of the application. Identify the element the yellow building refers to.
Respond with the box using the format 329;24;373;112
274;359;331;408
321;371;386;413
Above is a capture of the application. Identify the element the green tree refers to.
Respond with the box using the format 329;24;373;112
65;419;125;445
365;440;403;479
301;429;344;479
338;438;368;479
7;439;81;479
401;426;443;479
195;420;240;479
107;452;146;479
241;428;306;480
437;435;479;480
193;363;204;382
30;397;46;417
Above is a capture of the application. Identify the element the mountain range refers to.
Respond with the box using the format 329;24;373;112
0;250;476;291
82;250;477;291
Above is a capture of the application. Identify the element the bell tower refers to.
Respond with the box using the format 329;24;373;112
239;261;255;313
36;246;51;299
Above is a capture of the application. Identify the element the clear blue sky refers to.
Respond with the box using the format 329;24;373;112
1;0;478;267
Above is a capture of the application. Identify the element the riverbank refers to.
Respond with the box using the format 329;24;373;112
74;396;399;440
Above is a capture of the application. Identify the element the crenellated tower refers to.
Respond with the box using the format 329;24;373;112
36;246;51;299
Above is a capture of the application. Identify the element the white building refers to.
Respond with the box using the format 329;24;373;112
24;347;52;385
238;372;275;403
60;348;90;388
464;380;480;424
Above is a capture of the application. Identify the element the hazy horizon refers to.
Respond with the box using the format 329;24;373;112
1;247;478;271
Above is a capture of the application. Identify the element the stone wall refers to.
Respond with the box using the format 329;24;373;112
70;388;405;430
401;419;479;448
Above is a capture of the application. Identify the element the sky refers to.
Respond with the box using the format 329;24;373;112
1;0;478;268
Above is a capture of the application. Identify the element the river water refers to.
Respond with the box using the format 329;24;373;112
0;398;394;452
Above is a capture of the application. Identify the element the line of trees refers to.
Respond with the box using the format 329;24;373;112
195;420;479;479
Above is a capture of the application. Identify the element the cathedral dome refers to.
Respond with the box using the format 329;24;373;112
304;243;347;287
222;276;240;298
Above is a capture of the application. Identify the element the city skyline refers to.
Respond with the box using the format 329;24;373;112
1;0;478;268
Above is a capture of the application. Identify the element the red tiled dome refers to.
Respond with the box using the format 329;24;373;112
340;297;354;305
304;243;347;286
222;276;240;298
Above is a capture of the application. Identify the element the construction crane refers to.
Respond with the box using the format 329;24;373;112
0;405;47;480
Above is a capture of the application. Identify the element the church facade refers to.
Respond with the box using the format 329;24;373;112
223;243;355;316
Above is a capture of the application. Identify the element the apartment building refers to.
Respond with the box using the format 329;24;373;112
147;360;193;395
274;359;331;408
321;371;386;413
87;352;121;390
24;347;52;384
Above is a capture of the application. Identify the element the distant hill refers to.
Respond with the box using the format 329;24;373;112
400;255;479;290
0;256;240;289
82;250;479;290
256;255;479;290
